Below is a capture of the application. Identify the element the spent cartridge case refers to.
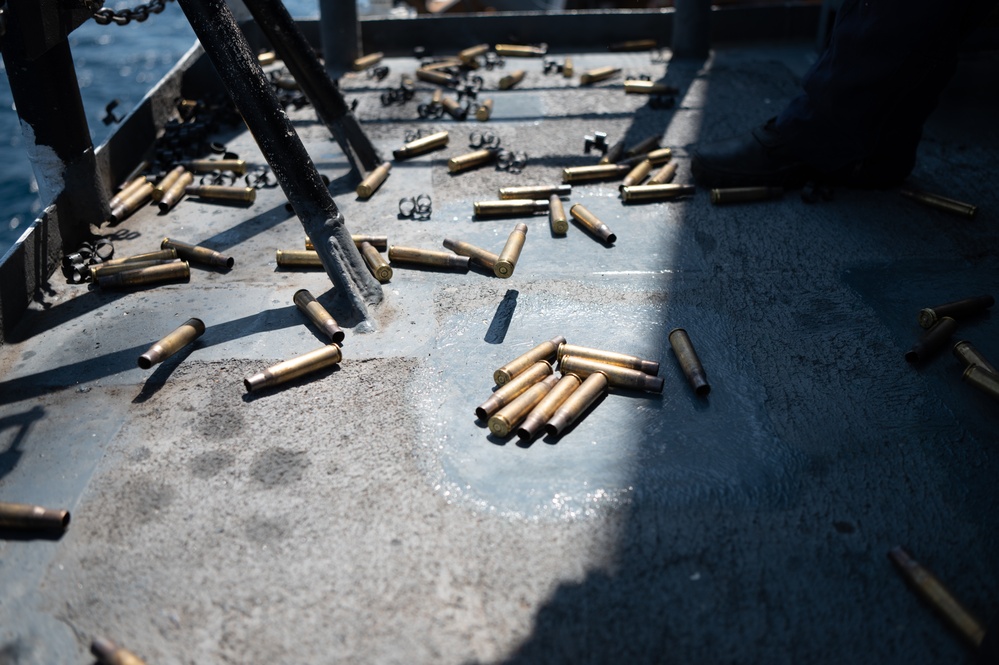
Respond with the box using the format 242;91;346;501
623;80;679;94
276;249;322;268
161;237;234;269
963;364;999;402
152;166;186;202
431;88;444;105
549;195;568;234
557;342;659;375
97;261;190;288
109;175;149;209
360;241;393;283
517;374;582;441
621;183;696;202
352;51;384;71
476;360;553;420
494;335;566;385
888;547;986;648
626;135;661;157
244;344;342;392
562;163;630;183
99;249;178;269
109;181;154;223
90;259;177;280
458;43;489;63
569;204;617;244
621;159;653;187
184;184;257;204
293;289;345;343
475;98;494;122
919;294;994;328
499;70;526;90
441;96;468;120
489;375;559;437
257;50;277;65
545;371;608;436
157;170;194;212
499;184;571;200
609;39;657;51
494;222;528;278
388;246;470;272
423;59;462;73
953;340;997;374
274;75;299;91
138;317;205;369
183;159;247;175
905;316;958;363
392;130;449;160
599;139;626;164
350;235;388;251
900;188;977;219
448;148;498;173
91;638;147;665
562;57;574;77
648;161;678;185
579;66;620;85
416;68;457;87
356;161;392;199
0;501;70;532
645;147;673;165
443;238;499;270
474;199;548;218
494;44;546;57
668;328;710;396
560;355;664;393
711;186;783;204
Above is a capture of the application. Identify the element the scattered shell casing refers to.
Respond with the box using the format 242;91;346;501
273;75;299;91
448;148;498;173
499;70;526;90
517;374;582;441
609;39;657;51
161;237;234;270
151;166;186;202
562;57;574;77
598;139;626;164
392;130;449;160
96;261;190;288
494;44;547;57
545;371;608;436
90;259;177;280
562;164;630;183
569;204;617;244
710;186;784;204
648;161;678;185
579;66;621;85
474;199;548;218
476;360;553;420
431;88;444;105
109;175;149;209
900;188;977;219
626;135;661;157
493;335;566;386
458;43;489;63
109;181;154;224
90;638;147;665
138;317;206;369
919;295;994;328
157;171;195;213
963;364;999;402
183;159;247;175
97;249;178;269
423;59;463;73
360;241;393;283
475;98;494;122
356;161;392;199
257;51;277;65
549;195;568;234
0;501;70;532
668;328;710;396
621;183;696;202
905;316;958;363
441;96;468;120
494;222;528;278
276;249;322;268
388;246;470;272
621;159;654;187
305;236;388;251
557;342;659;375
442;238;499;270
184;184;257;204
293;289;345;343
499;184;571;200
352;52;384;71
560;355;664;393
489;375;559;437
953;340;997;374
644;147;673;165
243;344;342;393
623;80;679;94
416;68;456;86
888;547;986;648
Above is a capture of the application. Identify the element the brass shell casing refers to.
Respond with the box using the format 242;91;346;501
274;75;299;91
356;161;392;199
621;184;696;202
158;170;195;212
559;355;665;393
352;52;384;71
562;57;574;77
623;80;679;94
459;43;489;63
448;148;498;173
499;184;571;200
98;249;178;269
668;328;710;396
276;250;322;268
918;294;994;328
109;181;154;224
494;222;528;278
494;44;546;57
626;135;662;157
442;238;499;270
621;159;653;187
431;88;444;105
644;147;673;165
953;340;997;374
476;360;553;420
185;184;257;204
494;336;566;386
900;188;977;219
416;68;456;87
388;246;471;272
905;316;958;363
91;638;147;665
184;159;247;175
569;204;617;244
648;161;678;185
710;186;783;204
888;547;985;648
475;98;494;122
0;501;70;532
97;261;190;288
545;371;608;436
244;344;342;393
562;164;630;183
963;364;999;402
90;259;177;280
423;59;463;73
293;289;345;343
257;50;277;65
138;317;206;369
517;374;582;441
152;166;186;202
109;175;149;209
161;237;234;269
579;66;621;85
305;235;388;251
549;195;568;234
499;70;526;90
489;375;559;437
598;139;626;164
609;39;657;51
474;199;548;218
557;343;659;375
360;241;393;283
392;130;449;160
441;96;467;120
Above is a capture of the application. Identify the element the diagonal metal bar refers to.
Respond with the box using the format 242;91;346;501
175;0;382;322
241;0;383;177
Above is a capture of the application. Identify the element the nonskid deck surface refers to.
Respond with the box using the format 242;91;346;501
0;43;997;664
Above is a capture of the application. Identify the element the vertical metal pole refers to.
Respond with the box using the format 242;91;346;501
175;0;382;320
672;0;711;60
319;0;360;81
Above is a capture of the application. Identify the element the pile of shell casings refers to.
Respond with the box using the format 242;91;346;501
88;236;236;290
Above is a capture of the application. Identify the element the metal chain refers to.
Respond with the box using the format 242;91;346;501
85;0;174;26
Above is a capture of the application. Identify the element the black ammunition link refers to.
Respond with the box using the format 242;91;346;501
89;0;172;26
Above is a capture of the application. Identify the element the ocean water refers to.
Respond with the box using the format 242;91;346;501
0;0;318;257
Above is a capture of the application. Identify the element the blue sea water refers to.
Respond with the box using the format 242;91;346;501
0;0;318;257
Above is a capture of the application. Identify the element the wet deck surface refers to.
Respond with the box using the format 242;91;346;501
1;40;998;664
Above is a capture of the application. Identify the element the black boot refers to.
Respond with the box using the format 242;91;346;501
691;118;814;188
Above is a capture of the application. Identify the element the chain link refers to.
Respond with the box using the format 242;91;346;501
86;0;173;26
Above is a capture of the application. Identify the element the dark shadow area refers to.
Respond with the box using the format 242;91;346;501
484;289;518;344
195;201;295;252
0;527;67;542
4;289;128;345
0;406;45;483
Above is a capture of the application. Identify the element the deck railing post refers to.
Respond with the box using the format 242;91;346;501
318;0;360;81
671;0;711;59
